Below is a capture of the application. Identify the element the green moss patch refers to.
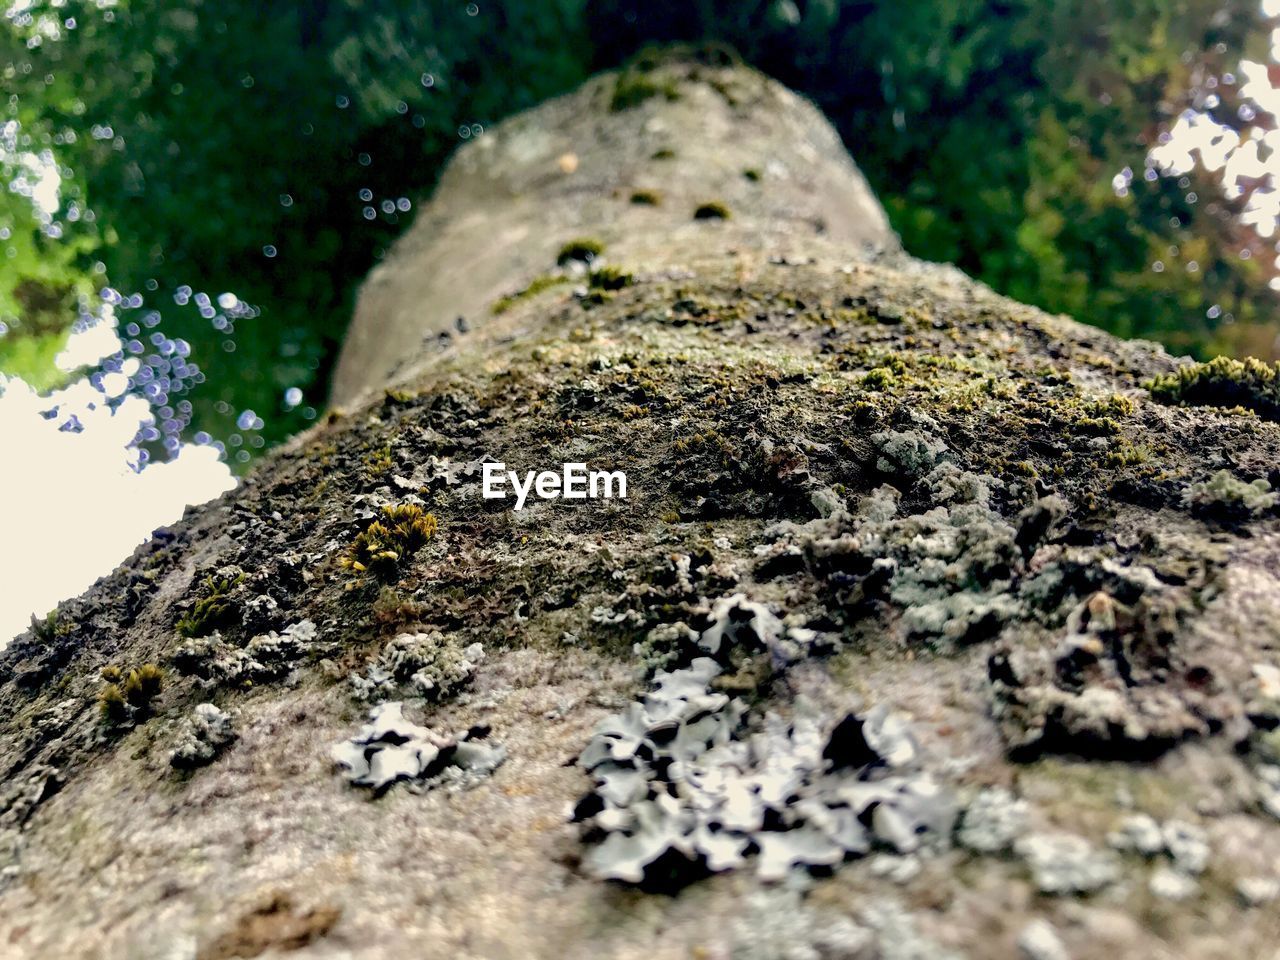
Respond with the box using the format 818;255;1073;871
1147;356;1280;421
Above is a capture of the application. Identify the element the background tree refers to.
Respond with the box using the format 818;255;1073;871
1;0;1277;465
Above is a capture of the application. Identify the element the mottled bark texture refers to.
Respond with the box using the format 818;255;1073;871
5;50;1280;960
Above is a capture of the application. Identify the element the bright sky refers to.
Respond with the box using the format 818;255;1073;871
0;318;234;645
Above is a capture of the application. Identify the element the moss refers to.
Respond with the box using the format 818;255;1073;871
693;200;732;220
176;573;245;638
492;273;570;315
98;683;127;725
651;147;676;160
742;167;762;182
610;68;680;112
1147;355;1280;421
1075;416;1121;436
371;586;430;631
30;610;60;643
556;238;605;267
1084;393;1136;418
579;290;613;308
629;189;662;206
363;444;393;477
342;504;438;578
96;662;163;726
1104;442;1151;467
860;367;898;391
124;664;164;711
589;266;635;291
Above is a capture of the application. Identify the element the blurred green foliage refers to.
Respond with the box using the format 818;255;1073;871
1;0;1275;464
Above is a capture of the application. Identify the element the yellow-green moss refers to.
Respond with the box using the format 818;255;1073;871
860;367;898;390
556;238;605;267
610;68;681;112
589;266;635;291
363;444;393;477
124;664;164;710
98;683;127;725
176;573;245;638
1147;355;1280;420
342;504;438;578
693;200;732;220
492;274;570;315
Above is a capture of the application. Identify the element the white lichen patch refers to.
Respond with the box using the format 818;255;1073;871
572;626;952;884
1182;469;1278;518
956;786;1029;854
173;619;319;688
350;631;483;702
331;702;505;794
169;703;236;770
1015;831;1119;895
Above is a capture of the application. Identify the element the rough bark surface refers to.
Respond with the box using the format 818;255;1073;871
5;52;1280;960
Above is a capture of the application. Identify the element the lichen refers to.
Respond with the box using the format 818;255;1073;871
1015;831;1119;894
330;702;506;795
1182;469;1278;520
956;786;1029;854
871;428;948;478
350;631;483;702
170;703;237;769
172;620;319;689
572;595;951;886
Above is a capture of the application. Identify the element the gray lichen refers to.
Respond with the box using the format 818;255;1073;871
956;786;1029;854
331;702;505;794
871;429;948;479
1016;919;1068;960
786;476;1022;645
1014;831;1119;895
572;621;951;884
350;631;484;702
169;703;237;770
728;888;874;960
173;619;319;688
1182;469;1278;519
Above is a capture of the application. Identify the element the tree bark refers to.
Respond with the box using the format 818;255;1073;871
5;50;1280;960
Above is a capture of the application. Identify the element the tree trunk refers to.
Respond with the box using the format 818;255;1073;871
5;50;1280;960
